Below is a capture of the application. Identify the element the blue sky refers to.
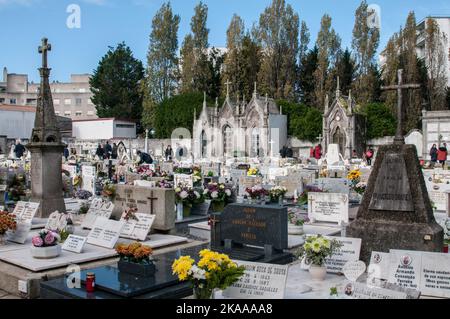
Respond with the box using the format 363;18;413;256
1;0;449;82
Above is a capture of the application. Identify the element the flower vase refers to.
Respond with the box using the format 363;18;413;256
288;224;304;235
183;205;192;218
193;286;214;300
211;201;225;213
176;203;183;221
0;234;6;246
309;264;327;281
278;196;284;206
30;244;61;259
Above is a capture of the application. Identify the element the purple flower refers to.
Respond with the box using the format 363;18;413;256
32;236;44;247
44;232;55;245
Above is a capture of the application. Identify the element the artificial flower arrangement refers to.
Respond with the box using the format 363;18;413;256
204;183;233;212
245;185;268;200
74;189;92;200
116;242;153;264
157;179;173;189
32;230;60;248
116;242;155;276
269;186;287;202
288;211;309;226
192;166;203;187
73;174;82;187
172;249;245;299
101;182;116;199
298;185;324;206
347;169;366;195
175;186;204;216
0;210;17;236
174;166;193;175
297;235;342;268
247;167;260;176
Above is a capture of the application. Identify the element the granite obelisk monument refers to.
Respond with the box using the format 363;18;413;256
347;69;443;263
27;38;66;218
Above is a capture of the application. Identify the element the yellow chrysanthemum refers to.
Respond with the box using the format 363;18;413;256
312;241;321;253
172;256;194;281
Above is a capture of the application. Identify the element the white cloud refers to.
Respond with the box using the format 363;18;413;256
0;0;39;7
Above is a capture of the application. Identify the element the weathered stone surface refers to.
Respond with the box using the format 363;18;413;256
347;144;444;263
113;185;175;232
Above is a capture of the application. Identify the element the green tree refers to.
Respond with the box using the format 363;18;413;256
153;92;213;138
278;100;322;141
191;1;210;93
335;48;356;95
239;33;262;99
314;14;341;110
90;42;144;121
222;14;245;98
207;47;225;99
362;102;396;139
299;46;318;106
145;2;180;104
256;0;299;100
180;34;196;93
352;0;380;104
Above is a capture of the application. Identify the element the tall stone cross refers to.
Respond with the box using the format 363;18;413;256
381;69;420;145
38;38;51;69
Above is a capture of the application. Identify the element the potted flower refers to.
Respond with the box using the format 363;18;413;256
245;185;268;204
30;230;61;259
204;183;233;212
101;182;116;200
297;235;342;281
172;249;245;299
0;211;17;245
269;186;287;205
175;186;197;218
288;211;309;235
116;242;155;277
247;167;260;176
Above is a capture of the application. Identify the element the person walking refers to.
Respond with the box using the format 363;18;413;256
165;145;173;161
95;144;104;159
314;144;322;160
112;143;118;160
438;143;448;167
365;148;374;166
14;140;26;159
430;144;438;167
105;141;112;159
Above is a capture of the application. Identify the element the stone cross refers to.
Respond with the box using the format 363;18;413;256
147;190;158;215
38;38;51;69
317;134;323;144
269;140;275;157
381;69;421;145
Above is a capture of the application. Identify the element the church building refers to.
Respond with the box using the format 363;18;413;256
193;84;287;159
322;80;366;159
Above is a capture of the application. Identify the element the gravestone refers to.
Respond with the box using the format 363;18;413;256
81;199;114;229
113;185;175;232
210;203;292;264
87;217;124;249
325;144;344;166
238;176;262;197
323;236;361;273
62;235;87;253
222;261;289;299
119;212;155;241
348;68;443;263
81;165;96;194
339;281;408;299
308;193;349;226
45;211;69;231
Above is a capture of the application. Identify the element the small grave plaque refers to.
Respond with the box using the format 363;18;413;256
308;193;349;225
62;235;87;253
222;261;288;299
87;217;124;249
119;213;155;241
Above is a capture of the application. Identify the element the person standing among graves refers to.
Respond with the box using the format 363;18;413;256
63;146;69;161
310;147;314;158
112;143;118;160
14;140;25;159
314;144;322;160
95;144;104;159
430;144;438;167
438;143;448;166
286;147;293;158
165;145;173;161
365;147;374;166
136;150;153;164
105;141;112;159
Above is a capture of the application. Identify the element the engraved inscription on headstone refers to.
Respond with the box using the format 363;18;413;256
369;152;414;212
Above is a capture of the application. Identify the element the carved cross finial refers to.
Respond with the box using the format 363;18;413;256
225;80;231;100
381;69;421;145
254;81;258;96
38;38;51;69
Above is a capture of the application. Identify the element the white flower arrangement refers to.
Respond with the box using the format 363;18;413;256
180;191;189;199
211;191;219;199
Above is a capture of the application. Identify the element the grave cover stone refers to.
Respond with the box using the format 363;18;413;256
222;261;288;299
113;184;175;232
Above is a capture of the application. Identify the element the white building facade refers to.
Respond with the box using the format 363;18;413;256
193;88;287;160
72;118;136;140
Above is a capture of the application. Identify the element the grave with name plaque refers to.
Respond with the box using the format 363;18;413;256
347;71;444;263
210;203;293;264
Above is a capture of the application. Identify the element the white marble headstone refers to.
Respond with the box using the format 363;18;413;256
87;217;124;249
308;192;349;225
